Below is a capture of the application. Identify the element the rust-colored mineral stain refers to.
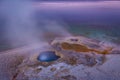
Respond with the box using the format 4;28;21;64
61;42;90;52
61;42;112;54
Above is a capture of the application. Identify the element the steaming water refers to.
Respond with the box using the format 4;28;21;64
0;1;120;51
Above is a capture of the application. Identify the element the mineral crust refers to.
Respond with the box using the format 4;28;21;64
12;36;118;80
51;36;113;55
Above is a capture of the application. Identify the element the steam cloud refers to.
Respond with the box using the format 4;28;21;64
0;0;71;48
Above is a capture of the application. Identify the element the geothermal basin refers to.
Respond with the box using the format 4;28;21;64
0;36;120;80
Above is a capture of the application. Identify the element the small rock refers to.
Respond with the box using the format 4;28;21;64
50;67;56;72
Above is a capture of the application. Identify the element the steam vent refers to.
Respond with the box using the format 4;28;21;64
11;36;120;80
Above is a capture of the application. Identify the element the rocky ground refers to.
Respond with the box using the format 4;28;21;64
0;36;120;80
